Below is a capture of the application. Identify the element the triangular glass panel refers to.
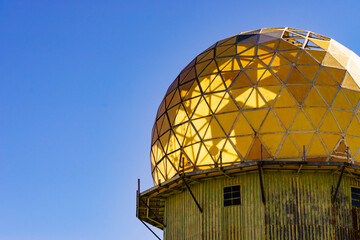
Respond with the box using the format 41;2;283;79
258;53;275;65
166;77;179;95
183;96;201;119
198;74;217;93
243;109;269;131
195;59;212;76
315;85;338;106
319;133;341;154
279;50;300;62
346;115;360;137
220;140;241;164
257;46;274;55
203;117;227;140
331;89;353;110
289;132;314;153
289;109;314;131
319;111;341;133
197;49;214;63
309;38;330;50
215;112;238;135
342;72;360;91
273;87;298;107
215;92;239;114
172;122;189;146
314;68;339;86
217;57;239;71
271;65;292;82
168;89;181;109
156;100;166;120
167;105;179;126
243;88;268;109
230;112;254;136
199;60;219;77
221;71;241;88
271;53;291;67
244;68;266;83
246;137;271;160
322;53;344;69
166;130;181;154
237;34;258;45
343;89;360;109
240;46;257;56
183;80;202;100
303;87;327;107
286;66;310;84
238;56;254;68
229;71;254;89
203;91;225;113
230;87;253;109
345;136;360;160
287;85;311;104
278;40;298;51
303;107;327;129
217;36;237;46
224;57;242;71
216;45;236;57
179;80;195;99
296;50;319;65
204;74;226;93
257;70;282;85
183;123;201;145
192;97;211;119
306;49;327;64
183;142;201;166
259;111;284;133
257;86;282;106
236;44;254;55
260;40;280;50
259;133;284;156
325;67;346;85
273;108;298;129
307;134;327;156
245;58;266;69
231;136;254;159
332;109;353;132
297;65;320;82
276;135;301;158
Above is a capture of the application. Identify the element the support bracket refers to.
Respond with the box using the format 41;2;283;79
258;161;266;204
138;179;166;228
179;174;203;213
139;219;162;240
332;164;346;203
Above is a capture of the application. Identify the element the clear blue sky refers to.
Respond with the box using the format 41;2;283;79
1;0;360;239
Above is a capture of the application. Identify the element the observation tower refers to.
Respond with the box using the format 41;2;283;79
136;27;360;239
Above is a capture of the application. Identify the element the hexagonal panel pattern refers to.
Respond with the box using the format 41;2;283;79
151;27;360;184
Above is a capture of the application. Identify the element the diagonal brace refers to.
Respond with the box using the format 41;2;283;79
258;162;266;204
138;196;166;228
137;179;166;228
139;219;162;240
332;164;346;203
180;174;203;213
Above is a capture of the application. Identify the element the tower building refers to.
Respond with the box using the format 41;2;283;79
136;27;360;239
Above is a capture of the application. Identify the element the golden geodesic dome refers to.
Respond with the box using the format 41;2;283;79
151;27;360;185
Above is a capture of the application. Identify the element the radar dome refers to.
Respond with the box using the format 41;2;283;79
151;27;360;185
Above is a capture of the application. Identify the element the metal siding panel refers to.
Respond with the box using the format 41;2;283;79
164;172;356;240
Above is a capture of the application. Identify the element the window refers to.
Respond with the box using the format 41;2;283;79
224;185;241;207
351;187;360;208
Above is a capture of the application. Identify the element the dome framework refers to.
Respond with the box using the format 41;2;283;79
151;27;360;185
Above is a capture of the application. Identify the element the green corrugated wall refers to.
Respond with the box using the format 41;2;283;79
164;172;355;240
